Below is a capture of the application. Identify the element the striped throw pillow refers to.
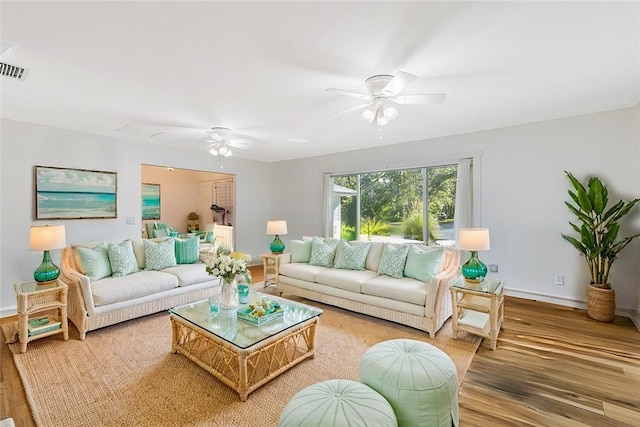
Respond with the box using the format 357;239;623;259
175;237;200;264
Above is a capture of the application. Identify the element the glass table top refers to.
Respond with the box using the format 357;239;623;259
449;274;503;294
169;292;323;349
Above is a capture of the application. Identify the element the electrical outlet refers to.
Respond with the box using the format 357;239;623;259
554;275;564;285
489;264;498;273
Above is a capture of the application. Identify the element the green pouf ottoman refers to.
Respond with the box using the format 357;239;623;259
278;379;397;427
360;339;459;427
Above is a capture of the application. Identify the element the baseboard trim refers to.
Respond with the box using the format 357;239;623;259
0;305;17;319
504;287;636;321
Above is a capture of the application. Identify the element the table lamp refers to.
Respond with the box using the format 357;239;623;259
266;220;287;254
29;224;67;283
458;228;490;282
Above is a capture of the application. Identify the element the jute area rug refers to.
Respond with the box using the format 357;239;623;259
4;292;481;427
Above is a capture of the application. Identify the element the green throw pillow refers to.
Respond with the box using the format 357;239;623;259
334;240;371;270
309;237;338;267
404;245;443;282
290;240;313;263
76;243;112;281
204;231;215;243
377;243;410;279
144;238;177;270
175;237;200;264
107;240;139;277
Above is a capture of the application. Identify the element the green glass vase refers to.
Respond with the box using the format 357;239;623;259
461;251;487;282
33;250;60;283
270;235;285;254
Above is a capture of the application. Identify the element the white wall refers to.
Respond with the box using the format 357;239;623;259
271;107;640;313
0;119;273;314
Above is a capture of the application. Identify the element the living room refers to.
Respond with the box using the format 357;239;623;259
1;1;639;426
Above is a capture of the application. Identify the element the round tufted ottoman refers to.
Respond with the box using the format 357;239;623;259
360;339;459;427
278;379;397;427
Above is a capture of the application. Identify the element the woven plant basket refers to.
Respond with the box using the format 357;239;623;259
587;285;615;322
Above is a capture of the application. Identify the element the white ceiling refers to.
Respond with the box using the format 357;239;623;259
1;1;639;163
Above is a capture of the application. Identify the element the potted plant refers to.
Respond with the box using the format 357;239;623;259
561;171;640;322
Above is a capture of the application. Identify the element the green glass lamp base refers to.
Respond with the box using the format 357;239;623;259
270;235;285;254
34;250;60;283
461;251;487;282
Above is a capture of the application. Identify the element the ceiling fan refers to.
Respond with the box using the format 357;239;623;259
205;127;236;158
326;71;446;127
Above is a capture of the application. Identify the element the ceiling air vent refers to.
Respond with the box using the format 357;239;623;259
0;62;27;80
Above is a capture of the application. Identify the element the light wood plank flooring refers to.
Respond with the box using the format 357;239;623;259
2;267;639;426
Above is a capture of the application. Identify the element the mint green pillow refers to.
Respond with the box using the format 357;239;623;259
291;240;312;263
107;240;139;277
144;238;177;270
309;237;338;267
377;243;409;279
76;243;112;281
404;245;443;282
204;231;215;243
175;237;200;264
334;240;371;270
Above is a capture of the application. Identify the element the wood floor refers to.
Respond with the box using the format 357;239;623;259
2;265;639;426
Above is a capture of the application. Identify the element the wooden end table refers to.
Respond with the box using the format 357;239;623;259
14;279;69;353
449;273;504;350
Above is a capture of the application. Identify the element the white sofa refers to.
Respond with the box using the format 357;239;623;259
276;239;460;339
61;238;219;339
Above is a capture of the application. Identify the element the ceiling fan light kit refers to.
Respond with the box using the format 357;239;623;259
328;71;446;128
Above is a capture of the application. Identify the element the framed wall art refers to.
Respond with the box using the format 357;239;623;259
141;183;160;220
35;165;117;220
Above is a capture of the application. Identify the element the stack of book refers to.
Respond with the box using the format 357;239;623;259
27;316;61;337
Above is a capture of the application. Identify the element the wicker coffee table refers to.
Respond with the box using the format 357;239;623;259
169;293;322;401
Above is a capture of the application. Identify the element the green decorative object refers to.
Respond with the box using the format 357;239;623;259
461;251;487;282
561;171;640;321
33;251;60;282
270;235;285;254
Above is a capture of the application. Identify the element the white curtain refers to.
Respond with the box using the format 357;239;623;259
454;158;473;242
322;173;334;237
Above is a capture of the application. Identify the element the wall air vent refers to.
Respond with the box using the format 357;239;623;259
0;62;27;80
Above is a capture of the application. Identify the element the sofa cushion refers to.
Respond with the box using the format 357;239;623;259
279;262;330;283
334;240;370;271
362;275;429;306
291;240;313;263
404;245;444;282
162;263;212;287
144;238;177;270
75;243;112;281
107;240;139;277
316;268;379;293
91;271;179;306
377;243;409;279
175;237;200;264
309;237;338;268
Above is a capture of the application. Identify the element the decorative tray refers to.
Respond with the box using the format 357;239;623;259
237;306;283;325
237;297;284;325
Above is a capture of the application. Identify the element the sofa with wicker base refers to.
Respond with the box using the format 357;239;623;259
276;238;460;339
60;237;219;340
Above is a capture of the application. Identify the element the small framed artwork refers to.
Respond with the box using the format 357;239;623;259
142;183;160;220
35;165;117;220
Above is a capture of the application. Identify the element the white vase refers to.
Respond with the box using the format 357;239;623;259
220;278;239;309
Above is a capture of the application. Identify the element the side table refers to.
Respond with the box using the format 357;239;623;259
262;253;284;288
14;278;69;353
448;274;504;350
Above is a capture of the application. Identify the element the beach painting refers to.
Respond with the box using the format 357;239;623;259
141;183;160;220
35;166;117;219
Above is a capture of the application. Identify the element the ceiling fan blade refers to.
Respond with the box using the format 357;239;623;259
382;71;417;96
228;141;249;150
332;102;372;115
326;88;371;100
393;94;447;104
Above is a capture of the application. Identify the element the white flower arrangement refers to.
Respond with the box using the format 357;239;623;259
205;245;251;283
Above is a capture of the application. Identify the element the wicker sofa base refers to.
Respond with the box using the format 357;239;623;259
277;282;452;339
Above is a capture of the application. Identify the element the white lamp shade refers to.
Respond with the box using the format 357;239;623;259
29;225;66;251
266;220;288;236
458;228;490;251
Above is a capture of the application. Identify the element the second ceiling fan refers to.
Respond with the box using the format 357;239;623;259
327;71;446;127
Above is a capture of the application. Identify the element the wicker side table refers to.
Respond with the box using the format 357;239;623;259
14;279;69;353
262;253;284;287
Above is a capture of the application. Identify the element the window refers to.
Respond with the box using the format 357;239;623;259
329;164;458;244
